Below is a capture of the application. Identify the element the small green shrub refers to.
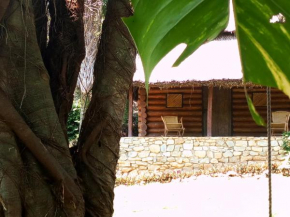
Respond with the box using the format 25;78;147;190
282;132;290;153
67;100;81;142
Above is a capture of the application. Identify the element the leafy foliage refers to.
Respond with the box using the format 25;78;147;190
234;0;290;96
123;0;229;90
123;0;290;126
67;100;81;142
282;131;290;153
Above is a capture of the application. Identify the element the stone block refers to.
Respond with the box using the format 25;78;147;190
236;141;247;147
277;155;286;161
253;156;267;161
128;152;138;158
233;151;242;156
252;147;263;152
249;151;258;156
229;156;239;163
118;161;131;167
139;166;148;170
170;162;184;169
257;140;268;147
272;151;278;156
183;143;193;150
243;151;250;156
183;158;190;163
203;147;209;151
161;144;167;152
241;156;253;162
119;154;127;161
148;165;160;171
121;167;132;173
210;158;218;164
133;141;140;145
271;140;278;146
174;145;182;151
218;158;228;163
234;147;246;151
172;151;181;157
155;140;163;145
135;161;147;166
175;138;185;144
167;157;175;162
273;146;280;151
138;151;150;158
207;151;214;158
223;151;233;157
142;157;153;161
149;145;160;153
167;145;175;152
203;164;213;170
182;150;193;157
194;147;203;151
214;152;223;159
163;152;171;157
133;146;144;151
226;141;234;147
217;140;225;146
190;158;199;164
199;158;210;164
195;151;206;158
120;143;129;148
248;141;256;146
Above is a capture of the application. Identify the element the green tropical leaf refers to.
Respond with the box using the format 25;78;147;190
233;0;290;96
245;92;266;126
123;0;229;90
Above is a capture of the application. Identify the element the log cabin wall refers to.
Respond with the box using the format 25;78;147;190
232;87;290;136
138;87;203;137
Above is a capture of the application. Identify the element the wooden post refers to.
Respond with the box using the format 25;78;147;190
207;86;213;136
128;85;133;137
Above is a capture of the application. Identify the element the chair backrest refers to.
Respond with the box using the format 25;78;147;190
272;111;290;123
161;116;179;124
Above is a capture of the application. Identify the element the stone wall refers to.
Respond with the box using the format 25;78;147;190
118;137;286;174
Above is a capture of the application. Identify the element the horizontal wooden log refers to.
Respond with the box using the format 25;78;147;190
147;116;203;122
147;128;202;133
147;111;202;117
138;101;147;108
232;98;290;104
148;89;202;94
232;88;281;93
138;131;147;136
147;106;202;111
147;122;202;128
232;93;288;99
138;112;147;118
233;104;290;109
139;94;146;101
232;132;267;136
232;128;266;133
146;132;203;137
148;94;202;100
139;88;146;96
232;122;266;128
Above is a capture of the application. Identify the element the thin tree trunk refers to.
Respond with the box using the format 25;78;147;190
76;0;136;216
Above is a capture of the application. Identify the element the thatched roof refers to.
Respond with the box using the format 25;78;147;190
133;40;256;89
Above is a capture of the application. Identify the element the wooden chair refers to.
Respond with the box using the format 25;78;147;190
161;116;185;136
271;111;290;135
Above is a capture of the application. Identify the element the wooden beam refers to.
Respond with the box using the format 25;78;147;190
207;86;213;136
128;85;133;137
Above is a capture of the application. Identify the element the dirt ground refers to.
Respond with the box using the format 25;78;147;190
113;174;289;217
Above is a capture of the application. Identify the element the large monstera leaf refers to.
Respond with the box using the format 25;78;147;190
233;0;290;96
123;0;229;89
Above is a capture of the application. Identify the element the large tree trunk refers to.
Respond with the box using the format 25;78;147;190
0;0;136;216
0;0;84;216
76;0;136;216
